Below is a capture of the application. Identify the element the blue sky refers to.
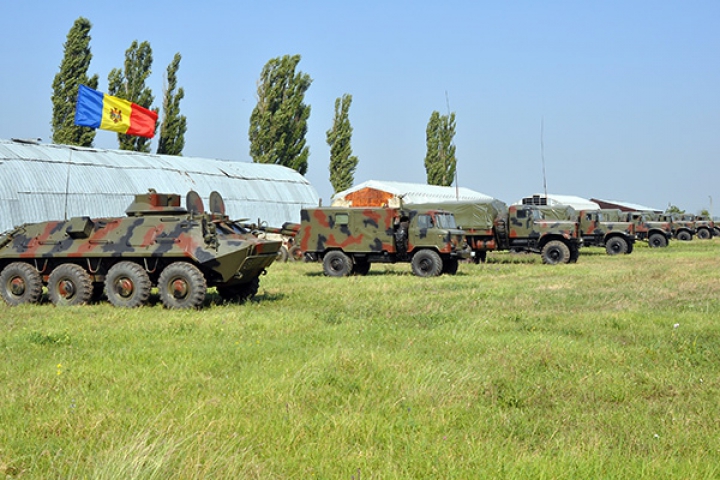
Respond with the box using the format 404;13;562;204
2;1;719;213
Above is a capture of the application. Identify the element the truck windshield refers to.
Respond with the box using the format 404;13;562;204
434;213;457;229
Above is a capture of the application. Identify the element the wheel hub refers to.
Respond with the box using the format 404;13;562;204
58;280;76;299
115;278;135;298
10;277;25;295
171;278;188;298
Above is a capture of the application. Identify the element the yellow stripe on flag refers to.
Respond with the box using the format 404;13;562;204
99;94;132;134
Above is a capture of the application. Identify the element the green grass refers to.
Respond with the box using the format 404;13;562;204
2;240;720;479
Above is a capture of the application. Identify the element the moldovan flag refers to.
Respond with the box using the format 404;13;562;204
74;84;158;138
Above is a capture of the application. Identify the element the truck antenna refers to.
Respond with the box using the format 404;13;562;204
541;117;548;200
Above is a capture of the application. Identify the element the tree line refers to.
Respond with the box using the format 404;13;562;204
51;17;457;194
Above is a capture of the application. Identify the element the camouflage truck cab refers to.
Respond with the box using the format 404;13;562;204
624;211;672;247
693;215;715;240
505;205;582;264
298;206;469;277
656;213;696;241
0;190;282;309
576;209;636;255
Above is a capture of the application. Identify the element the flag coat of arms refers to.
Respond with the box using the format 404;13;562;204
74;85;158;138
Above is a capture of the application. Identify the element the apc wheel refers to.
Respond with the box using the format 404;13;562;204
352;260;371;276
648;233;668;248
158;262;207;309
442;258;459;275
323;251;353;277
276;246;289;262
541;240;570;265
605;236;628;255
105;261;151;308
217;277;260;303
48;264;92;306
677;231;692;241
697;228;711;240
0;262;42;306
411;250;443;277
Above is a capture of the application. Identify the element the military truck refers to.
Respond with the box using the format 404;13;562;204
620;211;672;247
693;215;715;240
297;206;469;277
656;213;696;241
408;201;582;265
569;209;636;255
0;190;281;308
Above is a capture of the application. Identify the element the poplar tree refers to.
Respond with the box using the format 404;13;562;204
327;94;358;193
108;40;158;152
157;53;187;156
249;54;312;175
51;17;99;146
424;111;457;186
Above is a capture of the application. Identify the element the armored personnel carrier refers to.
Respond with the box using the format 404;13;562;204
0;190;281;308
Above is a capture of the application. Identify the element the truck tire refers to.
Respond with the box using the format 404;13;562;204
323;251;353;277
677;231;692;241
714;227;720;237
442;258;459;275
605;236;628;255
541;240;571;265
0;262;43;306
48;264;93;306
569;245;580;263
351;259;371;276
648;233;667;248
411;250;443;277
276;246;289;262
105;261;152;308
158;262;207;309
696;228;711;240
289;246;304;262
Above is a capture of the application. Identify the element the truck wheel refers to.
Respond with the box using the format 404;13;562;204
158;262;207;309
541;240;570;265
605;237;628;255
569;246;580;263
648;233;667;248
276;246;289;262
411;250;443;277
217;277;260;303
323;251;353;277
677;231;692;241
352;260;371;276
442;258;459;275
105;261;151;308
472;250;487;264
713;227;720;237
697;228;711;240
0;262;43;306
289;246;304;262
48;264;93;306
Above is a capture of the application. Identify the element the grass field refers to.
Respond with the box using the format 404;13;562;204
1;240;719;479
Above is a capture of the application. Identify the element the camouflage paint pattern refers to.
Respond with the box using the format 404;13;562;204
576;209;636;252
624;211;672;246
0;191;281;307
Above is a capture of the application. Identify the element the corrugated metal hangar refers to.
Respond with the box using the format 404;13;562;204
0;138;320;232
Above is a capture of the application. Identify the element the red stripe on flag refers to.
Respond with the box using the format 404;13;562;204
127;103;158;138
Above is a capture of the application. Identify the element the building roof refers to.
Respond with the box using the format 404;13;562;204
0;138;319;232
590;198;662;213
332;180;495;204
516;193;600;211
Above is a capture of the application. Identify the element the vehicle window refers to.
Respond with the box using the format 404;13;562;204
417;214;434;229
434;213;457;229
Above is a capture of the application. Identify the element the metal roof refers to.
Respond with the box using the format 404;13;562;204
0;138;319;231
332;179;496;204
590;198;662;213
515;193;600;211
